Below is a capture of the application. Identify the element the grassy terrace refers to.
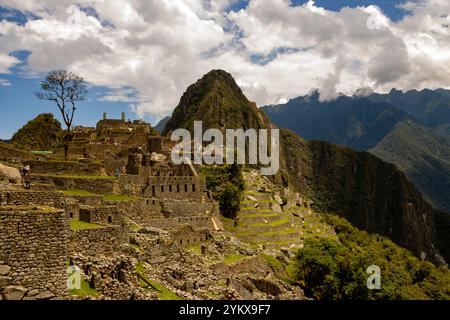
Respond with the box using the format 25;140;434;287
249;217;290;227
38;174;116;179
136;262;183;300
62;189;98;196
103;194;135;202
70;219;104;231
61;189;135;202
223;254;250;264
239;207;274;213
240;213;280;218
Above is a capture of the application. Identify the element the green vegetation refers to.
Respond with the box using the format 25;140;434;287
291;215;450;300
136;262;183;300
371;120;450;213
223;254;249;264
69;277;99;297
280;128;450;263
70;219;104;231
130;244;142;253
40;174;116;180
250;218;289;227
186;244;202;255
62;189;98;196
103;194;135;202
261;253;283;270
11;113;63;151
200;164;244;219
62;190;135;202
162;69;270;136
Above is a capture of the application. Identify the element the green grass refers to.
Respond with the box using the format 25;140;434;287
250;218;290;227
70;219;104;231
103;194;135;202
259;227;298;236
261;253;284;270
220;217;236;231
223;254;249;264
240;213;280;218
136;262;183;300
69;277;99;297
186;244;202;255
38;174;116;180
62;189;99;196
130;244;142;253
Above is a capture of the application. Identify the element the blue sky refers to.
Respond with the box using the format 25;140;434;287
291;1;408;21
0;0;445;139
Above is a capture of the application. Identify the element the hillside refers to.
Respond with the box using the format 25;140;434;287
370;120;450;212
163;69;272;135
279;129;448;263
11;113;63;151
163;69;449;264
262;92;450;213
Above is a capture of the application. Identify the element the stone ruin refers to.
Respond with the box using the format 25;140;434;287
0;114;307;301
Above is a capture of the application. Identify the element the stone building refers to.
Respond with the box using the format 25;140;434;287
96;112;152;138
118;146;220;234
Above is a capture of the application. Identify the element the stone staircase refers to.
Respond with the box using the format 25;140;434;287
225;170;336;250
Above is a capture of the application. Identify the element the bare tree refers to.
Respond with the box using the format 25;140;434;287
35;70;87;160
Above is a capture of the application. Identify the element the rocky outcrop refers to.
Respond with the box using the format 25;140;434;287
0;163;21;182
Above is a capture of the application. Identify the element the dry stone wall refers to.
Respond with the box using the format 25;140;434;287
79;205;124;225
35;175;118;194
0;208;69;299
0;190;66;209
69;225;129;256
26;160;105;176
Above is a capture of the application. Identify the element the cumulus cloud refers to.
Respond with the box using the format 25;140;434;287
0;0;449;120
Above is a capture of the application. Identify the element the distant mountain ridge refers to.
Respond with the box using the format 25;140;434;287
262;88;450;214
262;92;412;151
368;88;450;134
154;116;171;134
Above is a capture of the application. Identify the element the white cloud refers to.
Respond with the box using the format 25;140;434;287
0;0;449;120
0;52;19;73
0;78;11;86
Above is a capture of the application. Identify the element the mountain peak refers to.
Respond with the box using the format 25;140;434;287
163;69;271;135
388;88;403;95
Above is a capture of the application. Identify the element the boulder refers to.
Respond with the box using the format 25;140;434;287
150;152;167;162
273;194;284;205
2;285;28;300
34;290;55;300
0;276;12;287
271;203;283;213
0;163;21;182
0;265;11;276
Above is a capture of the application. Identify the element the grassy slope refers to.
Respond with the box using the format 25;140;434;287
370;120;450;212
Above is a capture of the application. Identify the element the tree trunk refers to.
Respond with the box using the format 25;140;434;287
64;142;69;161
63;130;73;161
